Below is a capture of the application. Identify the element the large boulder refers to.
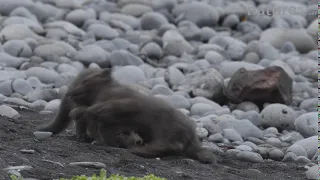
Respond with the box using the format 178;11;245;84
224;66;293;105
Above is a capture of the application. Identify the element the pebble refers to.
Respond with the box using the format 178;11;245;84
10;7;38;21
293;136;317;159
0;80;13;96
69;162;106;169
164;67;185;86
3;97;31;108
229;119;263;139
223;129;243;142
200;27;216;42
235;145;253;152
286;144;308;158
0;24;43;41
265;137;282;148
151;84;173;95
242;141;258;151
44;99;61;113
109;50;143;66
268;149;284;161
204;51;224;65
258;42;280;60
236;102;260;113
31;100;48;108
260;28;317;53
26;76;45;89
281;41;296;53
54;72;77;88
172;69;224;102
0;105;21;120
65;9;96;27
87;24;119;40
33;131;53;140
44;21;85;37
0;70;26;82
246;137;265;145
196;128;209;139
121;4;152;17
203;122;223;135
177;108;190;116
190;103;214;117
299;98;317;112
226;149;241;159
155;94;191;109
263;127;279;135
3;165;33;171
243;52;260;64
295;156;311;164
260;103;295;130
39;110;54;115
163;39;194;57
140;12;168;30
24;88;58;103
33;41;76;59
209;35;247;61
172;2;219;27
112;66;146;85
73;45;109;66
12;79;33;96
208;133;224;143
3;40;33;58
232;110;261;127
0;52;25;68
222;14;239;28
282;152;298;162
236;151;264;163
25;67;59;84
294;112;317;138
305;165;318;180
141;42;163;59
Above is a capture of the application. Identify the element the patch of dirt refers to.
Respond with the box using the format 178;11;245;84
0;109;307;180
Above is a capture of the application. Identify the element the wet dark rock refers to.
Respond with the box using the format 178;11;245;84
224;66;293;105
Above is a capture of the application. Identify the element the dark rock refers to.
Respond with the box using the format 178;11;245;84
224;66;293;105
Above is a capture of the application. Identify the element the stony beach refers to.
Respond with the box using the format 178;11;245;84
0;0;318;179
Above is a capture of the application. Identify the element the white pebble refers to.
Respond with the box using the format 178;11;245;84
235;145;253;151
268;148;284;161
0;105;21;120
34;131;53;140
44;99;61;113
236;151;264;163
305;165;318;180
294;112;317;138
223;128;243;142
260;103;295;130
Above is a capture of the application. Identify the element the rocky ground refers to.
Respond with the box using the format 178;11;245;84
0;109;310;180
0;0;318;179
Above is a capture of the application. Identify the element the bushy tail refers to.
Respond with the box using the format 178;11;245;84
37;96;72;134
